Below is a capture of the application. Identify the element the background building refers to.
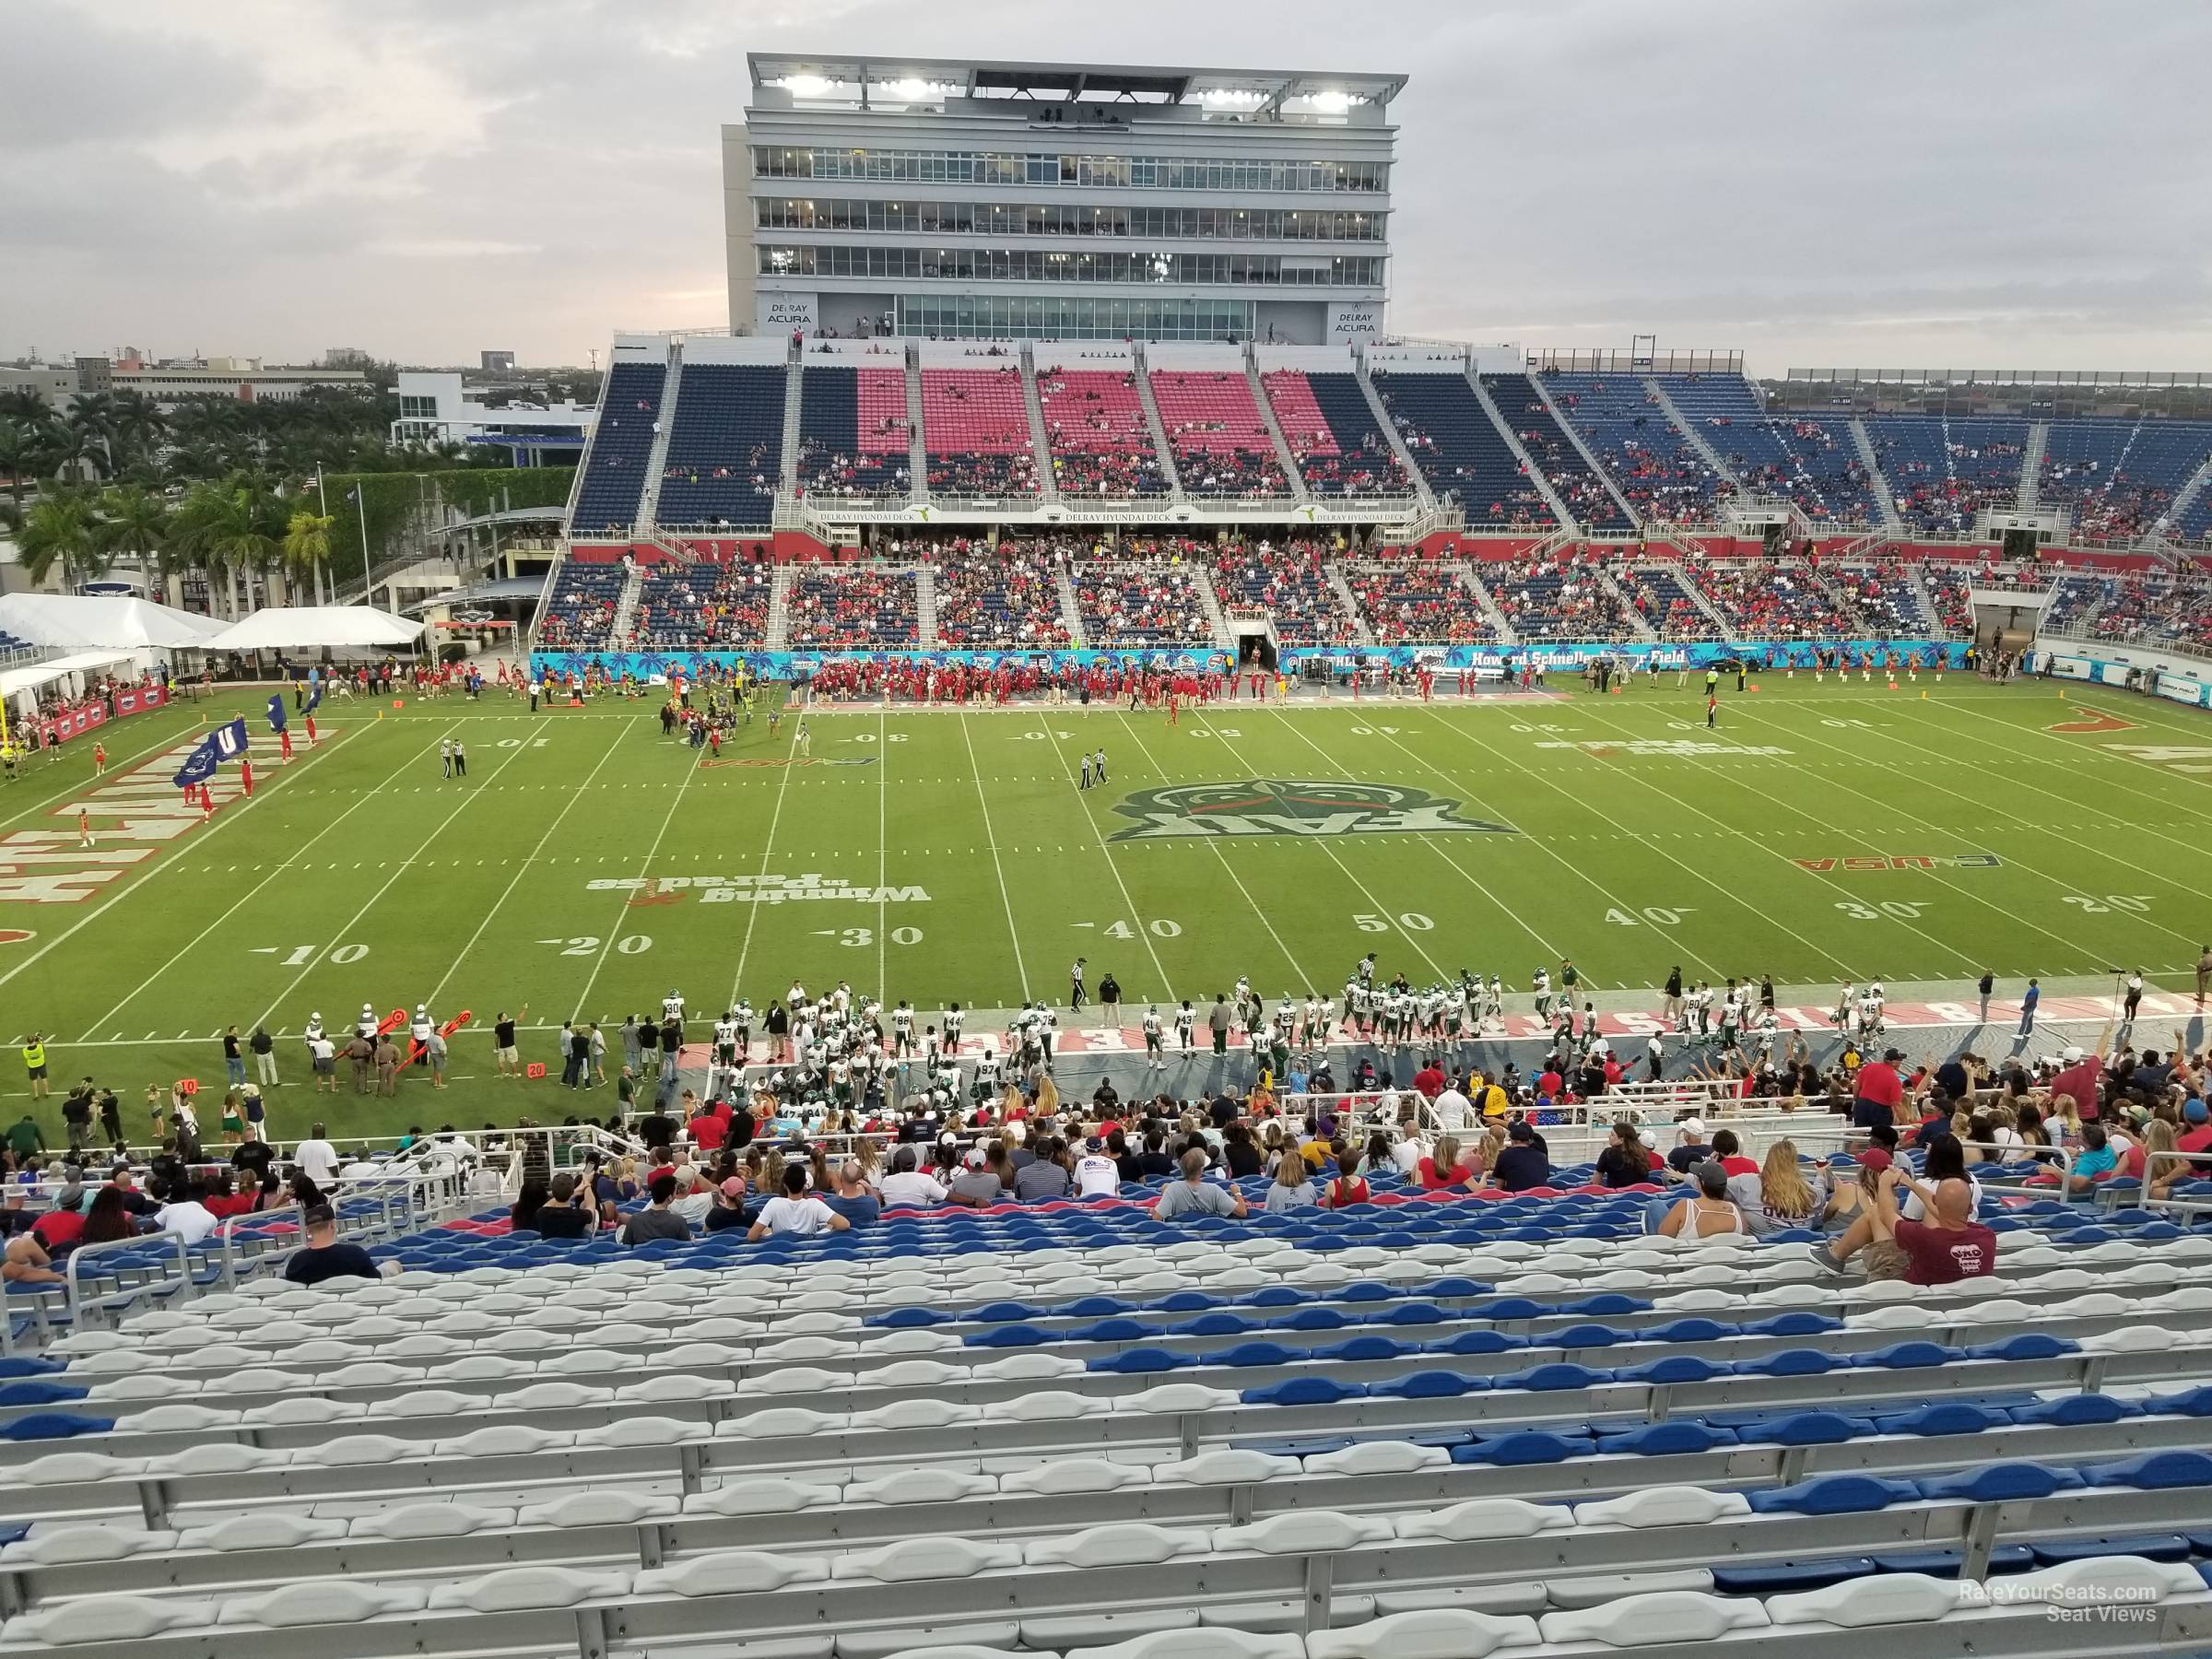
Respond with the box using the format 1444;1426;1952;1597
392;371;592;465
87;354;370;406
480;350;516;372
725;54;1403;344
0;365;76;410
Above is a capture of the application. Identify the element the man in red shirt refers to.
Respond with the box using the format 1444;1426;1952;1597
1850;1047;1906;1130
2049;1041;2106;1124
1412;1059;1447;1100
1818;1163;1996;1283
688;1108;728;1154
2180;1099;2212;1157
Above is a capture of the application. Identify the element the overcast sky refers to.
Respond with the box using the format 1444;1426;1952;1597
6;0;2207;374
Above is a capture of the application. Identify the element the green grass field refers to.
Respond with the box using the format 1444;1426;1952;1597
5;671;2211;1148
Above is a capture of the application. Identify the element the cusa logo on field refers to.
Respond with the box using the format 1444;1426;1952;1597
1108;780;1516;841
1794;853;2004;872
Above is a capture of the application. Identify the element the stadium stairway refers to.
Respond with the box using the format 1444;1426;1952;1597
1527;375;1643;526
1244;353;1314;506
2164;449;2212;550
904;347;929;505
606;561;646;646
1324;565;1379;646
1594;566;1658;640
779;342;805;496
1054;570;1088;647
1459;564;1519;641
1358;366;1433;509
2017;421;2051;514
1848;418;1907;535
633;347;683;534
762;565;795;652
1466;372;1576;531
1130;348;1186;497
915;566;940;649
1192;564;1234;649
1020;347;1060;506
1643;379;1744;497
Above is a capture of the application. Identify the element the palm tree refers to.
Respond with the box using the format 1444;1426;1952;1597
168;483;275;617
0;421;46;510
44;423;102;484
94;486;171;587
107;392;168;471
15;497;101;592
282;508;335;606
69;393;120;476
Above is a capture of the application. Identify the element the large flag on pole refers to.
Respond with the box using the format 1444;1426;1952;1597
173;716;250;790
265;693;288;735
303;675;323;715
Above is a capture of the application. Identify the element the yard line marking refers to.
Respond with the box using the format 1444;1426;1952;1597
576;737;704;1020
1038;713;1172;1004
0;717;200;840
1727;697;2212;959
0;723;362;999
72;722;453;1042
1559;699;1984;975
953;710;1030;1003
877;708;888;1004
729;716;806;1009
1194;707;1453;984
1275;712;1583;972
249;726;544;1030
428;724;629;1009
1418;707;1858;979
1114;710;1312;994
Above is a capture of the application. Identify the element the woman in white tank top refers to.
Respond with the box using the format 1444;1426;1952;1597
1658;1160;1747;1241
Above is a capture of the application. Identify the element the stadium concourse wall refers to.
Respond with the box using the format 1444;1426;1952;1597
530;637;1971;685
2031;637;2212;711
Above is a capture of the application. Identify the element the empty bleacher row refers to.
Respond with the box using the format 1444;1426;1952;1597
1864;418;2030;535
1038;368;1169;498
1487;374;1634;532
1261;371;1410;497
1547;374;1734;524
654;364;784;529
1370;371;1557;529
922;368;1038;499
4;1159;2209;1659
796;365;912;500
568;359;665;535
1149;371;1291;498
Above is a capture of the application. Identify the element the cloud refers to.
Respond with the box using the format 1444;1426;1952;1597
2;0;2207;368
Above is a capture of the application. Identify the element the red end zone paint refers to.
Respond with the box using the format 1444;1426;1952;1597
2049;707;2136;735
0;929;35;945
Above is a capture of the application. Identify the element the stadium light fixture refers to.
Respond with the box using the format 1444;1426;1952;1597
1200;88;1264;106
1307;89;1353;113
781;75;836;98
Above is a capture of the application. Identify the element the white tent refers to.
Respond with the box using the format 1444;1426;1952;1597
199;606;426;654
0;652;141;722
0;593;225;652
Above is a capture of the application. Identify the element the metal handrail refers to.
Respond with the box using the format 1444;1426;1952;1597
63;1227;191;1332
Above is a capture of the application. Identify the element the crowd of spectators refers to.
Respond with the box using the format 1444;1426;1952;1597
1481;551;1641;641
625;561;775;651
1342;558;1500;644
1548;378;1734;524
785;565;922;648
1619;561;1721;640
535;562;626;652
1073;548;1218;647
1207;539;1359;646
1823;559;1935;636
932;541;1073;648
1037;370;1169;498
1681;554;1851;640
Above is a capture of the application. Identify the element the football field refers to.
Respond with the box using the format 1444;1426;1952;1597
6;672;2212;1146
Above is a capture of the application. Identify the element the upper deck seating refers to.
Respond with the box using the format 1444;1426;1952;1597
920;369;1039;499
1263;371;1411;497
1483;374;1633;532
1038;370;1169;498
1148;371;1290;498
794;366;910;500
1370;371;1555;529
1547;373;1734;524
1863;418;2029;535
570;361;665;535
653;364;784;528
